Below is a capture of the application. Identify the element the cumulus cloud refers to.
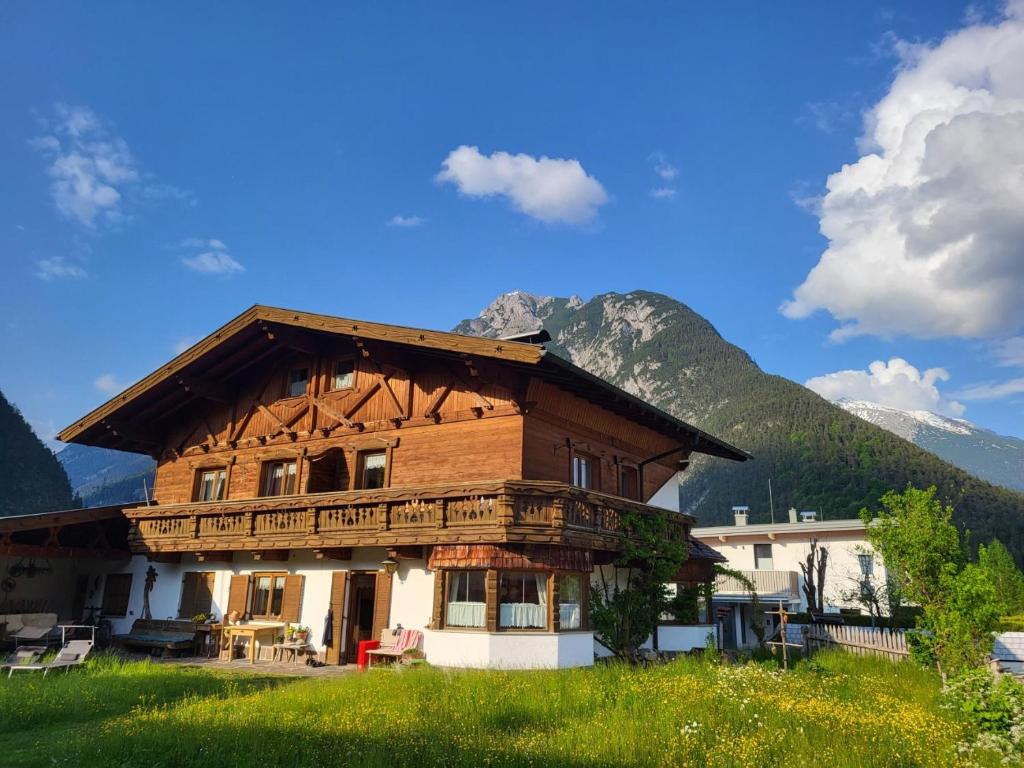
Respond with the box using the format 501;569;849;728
436;145;608;225
35;256;87;281
386;214;426;228
782;4;1024;342
180;238;244;275
30;105;138;228
94;373;122;395
805;357;966;416
30;104;191;228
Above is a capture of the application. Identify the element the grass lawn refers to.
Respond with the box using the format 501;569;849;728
0;651;976;767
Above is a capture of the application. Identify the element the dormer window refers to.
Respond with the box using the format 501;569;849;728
331;359;354;391
287;368;309;398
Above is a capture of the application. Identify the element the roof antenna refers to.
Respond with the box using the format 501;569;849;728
768;477;775;524
142;477;152;506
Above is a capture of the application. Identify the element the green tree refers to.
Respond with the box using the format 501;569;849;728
977;540;1024;617
861;486;998;677
590;508;687;661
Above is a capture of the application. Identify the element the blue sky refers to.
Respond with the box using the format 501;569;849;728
2;1;1024;446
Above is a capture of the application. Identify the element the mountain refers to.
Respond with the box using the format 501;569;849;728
836;400;1024;492
455;290;1024;561
56;444;155;508
0;390;75;516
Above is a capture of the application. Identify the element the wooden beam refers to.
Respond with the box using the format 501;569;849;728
0;542;130;561
102;418;160;449
423;382;453;419
252;549;289;561
386;546;424;561
146;552;182;564
313;547;352;561
256;404;296;438
175;375;232;403
195;551;234;563
261;322;319;355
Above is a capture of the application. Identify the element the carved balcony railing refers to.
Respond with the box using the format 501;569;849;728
123;479;691;554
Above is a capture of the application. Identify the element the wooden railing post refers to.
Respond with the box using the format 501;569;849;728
551;497;566;529
244;512;255;536
437;499;447;529
191;515;200;539
306;507;317;534
496;494;514;526
378;504;390;531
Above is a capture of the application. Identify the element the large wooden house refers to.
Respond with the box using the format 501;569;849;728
51;306;747;668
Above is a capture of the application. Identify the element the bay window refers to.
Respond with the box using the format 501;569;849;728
499;572;548;629
558;573;583;629
446;570;486;628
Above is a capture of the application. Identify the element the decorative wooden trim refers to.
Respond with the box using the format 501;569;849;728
431;570;445;630
314;547;352;561
252;550;289;561
485;569;498;632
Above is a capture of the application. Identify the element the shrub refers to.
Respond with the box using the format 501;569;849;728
943;669;1024;762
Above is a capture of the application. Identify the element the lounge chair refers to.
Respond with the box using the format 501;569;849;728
0;646;45;674
8;639;93;677
366;629;422;668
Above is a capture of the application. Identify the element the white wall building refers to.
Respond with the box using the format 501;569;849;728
691;507;888;649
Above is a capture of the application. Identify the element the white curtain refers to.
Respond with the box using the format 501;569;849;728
559;604;581;629
499;574;548;628
447;602;485;627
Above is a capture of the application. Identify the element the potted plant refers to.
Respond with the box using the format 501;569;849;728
294;626;310;644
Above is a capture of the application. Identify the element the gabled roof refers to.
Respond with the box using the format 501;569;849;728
57;304;749;462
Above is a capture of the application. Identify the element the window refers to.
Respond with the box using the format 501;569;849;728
499;571;549;629
101;573;133;617
572;453;596;489
286;367;309;398
619;465;639;500
331;359;354;391
558;573;583;630
446;571;486;628
358;450;387;489
753;543;774;570
261;460;297;497
194;468;227;502
251;572;287;618
858;553;875;578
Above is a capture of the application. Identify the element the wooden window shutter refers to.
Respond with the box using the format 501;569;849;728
326;571;347;665
371;572;393;639
485;569;498;632
227;574;251;617
196;572;215;615
430;571;445;630
279;575;305;623
178;573;199;619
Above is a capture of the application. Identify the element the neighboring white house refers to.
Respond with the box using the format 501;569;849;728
691;507;888;649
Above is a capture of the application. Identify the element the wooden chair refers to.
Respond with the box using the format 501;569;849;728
365;629;422;668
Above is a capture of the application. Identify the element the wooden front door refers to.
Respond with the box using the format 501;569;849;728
344;573;378;663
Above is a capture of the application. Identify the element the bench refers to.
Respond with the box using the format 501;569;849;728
112;619;199;657
365;628;423;668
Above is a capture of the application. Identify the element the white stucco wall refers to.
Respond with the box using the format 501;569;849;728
695;529;888;613
423;629;593;669
647;471;683;512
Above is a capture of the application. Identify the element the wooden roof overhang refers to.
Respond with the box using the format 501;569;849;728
121;479;693;556
57;304;749;463
0;505;131;561
428;544;594;572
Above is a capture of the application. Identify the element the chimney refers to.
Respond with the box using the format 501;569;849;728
788;507;798;524
732;506;749;526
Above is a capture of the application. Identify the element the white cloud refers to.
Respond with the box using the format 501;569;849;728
94;373;121;395
782;4;1024;342
35;257;87;281
436;145;608;225
387;214;426;228
957;377;1024;400
648;152;678;198
797;100;855;134
805;357;966;416
30;105;138;228
180;238;244;275
992;337;1024;367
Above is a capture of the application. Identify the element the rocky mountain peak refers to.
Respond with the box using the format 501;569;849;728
458;291;582;338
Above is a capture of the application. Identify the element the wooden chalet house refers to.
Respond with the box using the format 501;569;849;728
54;306;747;668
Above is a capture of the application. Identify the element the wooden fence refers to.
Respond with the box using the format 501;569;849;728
801;623;909;662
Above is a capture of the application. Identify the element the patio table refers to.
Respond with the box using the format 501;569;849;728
222;622;283;664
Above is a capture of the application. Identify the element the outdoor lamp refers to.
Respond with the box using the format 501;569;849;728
381;557;399;575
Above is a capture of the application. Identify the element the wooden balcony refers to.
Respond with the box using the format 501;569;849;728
123;480;691;555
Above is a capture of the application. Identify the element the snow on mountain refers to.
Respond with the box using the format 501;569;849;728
836;399;1024;491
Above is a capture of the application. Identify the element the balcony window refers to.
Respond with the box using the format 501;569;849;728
499;572;548;629
251;572;286;618
358;450;387;490
331;359;354;391
261;460;297;497
194;468;227;502
446;571;485;628
558;573;583;629
753;543;774;570
286;367;309;398
572;453;596;490
619;465;639;500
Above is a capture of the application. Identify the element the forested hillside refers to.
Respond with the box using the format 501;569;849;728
457;290;1024;560
0;390;75;516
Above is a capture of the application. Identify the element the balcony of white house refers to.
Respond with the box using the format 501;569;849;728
714;569;801;604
